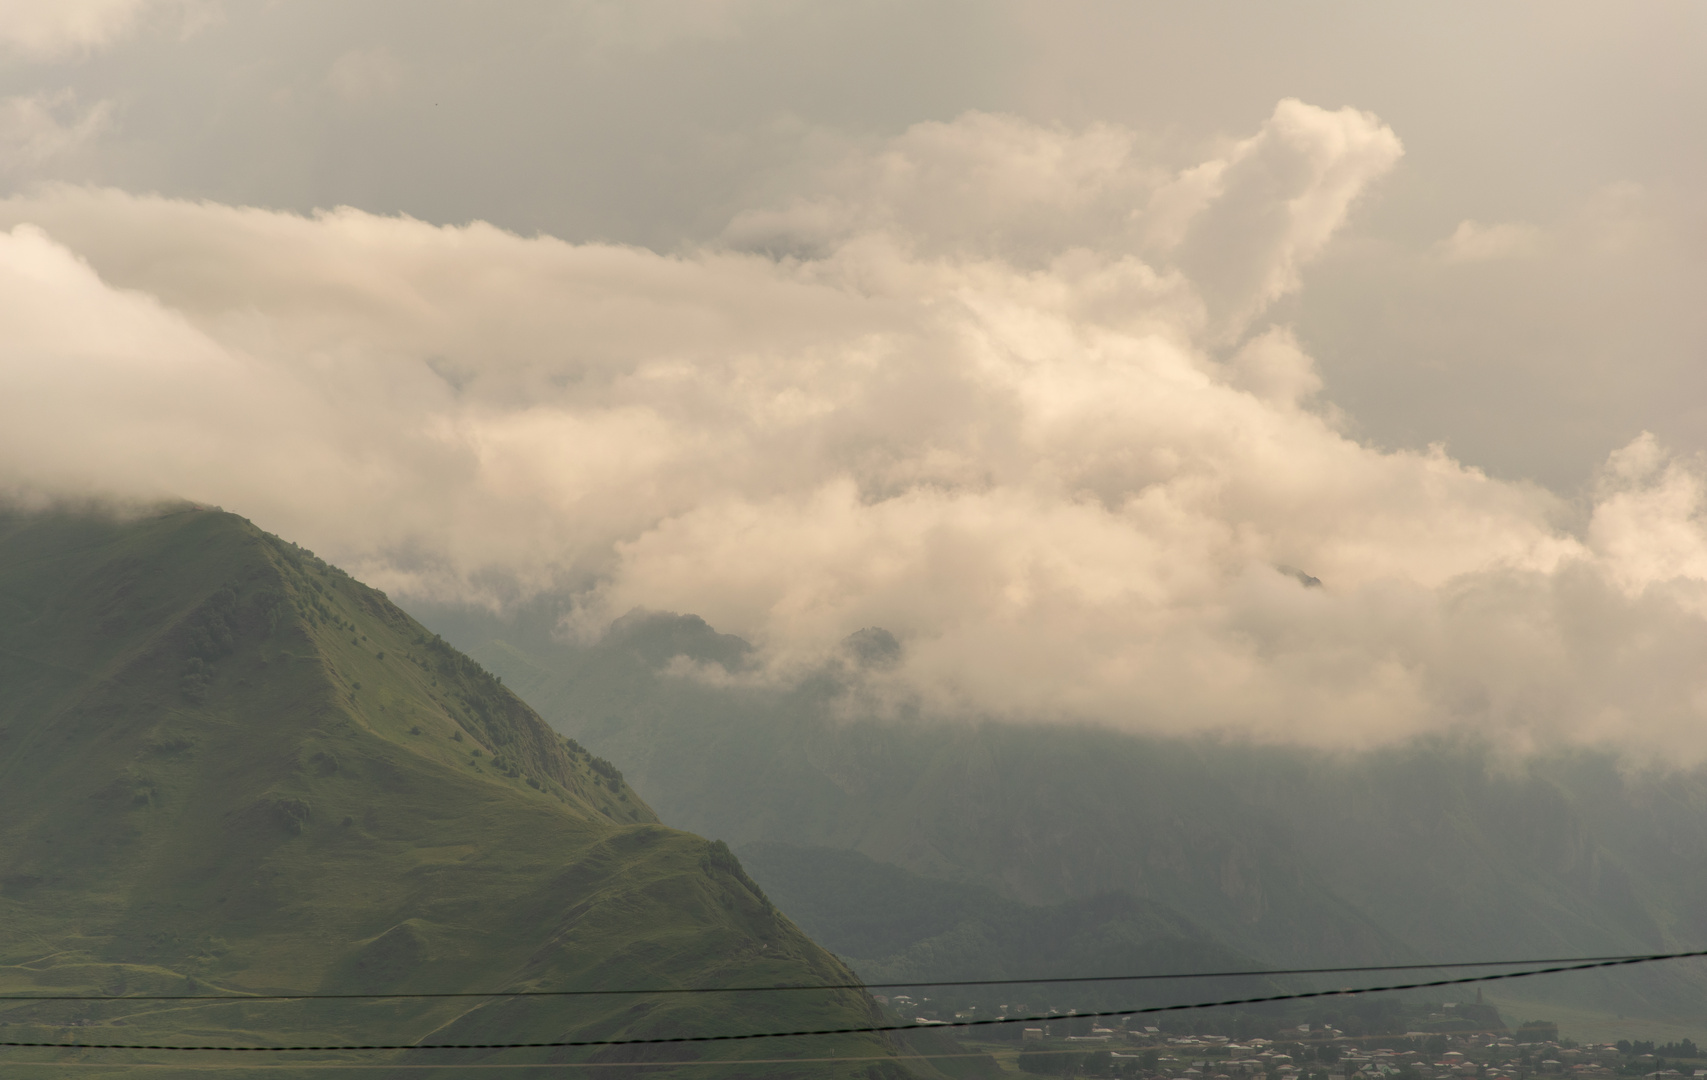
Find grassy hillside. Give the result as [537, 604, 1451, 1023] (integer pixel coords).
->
[433, 607, 1707, 1031]
[0, 507, 924, 1078]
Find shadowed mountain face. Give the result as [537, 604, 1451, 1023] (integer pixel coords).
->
[0, 508, 917, 1077]
[432, 607, 1707, 1025]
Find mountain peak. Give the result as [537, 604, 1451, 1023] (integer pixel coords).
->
[0, 505, 905, 1073]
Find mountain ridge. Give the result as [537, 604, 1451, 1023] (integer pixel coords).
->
[0, 506, 920, 1077]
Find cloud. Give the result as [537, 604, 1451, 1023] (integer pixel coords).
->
[0, 91, 111, 171]
[1163, 99, 1403, 337]
[5, 103, 1707, 756]
[0, 0, 198, 59]
[726, 100, 1401, 340]
[722, 110, 1162, 262]
[1438, 219, 1545, 263]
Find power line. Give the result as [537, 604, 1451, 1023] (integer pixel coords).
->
[3, 947, 1703, 1055]
[0, 1031, 1532, 1071]
[0, 950, 1686, 1003]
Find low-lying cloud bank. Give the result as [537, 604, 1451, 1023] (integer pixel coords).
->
[3, 100, 1706, 753]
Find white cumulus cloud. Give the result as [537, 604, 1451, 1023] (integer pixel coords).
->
[4, 103, 1707, 756]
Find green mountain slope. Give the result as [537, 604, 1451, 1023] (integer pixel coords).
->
[0, 508, 921, 1078]
[435, 607, 1707, 1027]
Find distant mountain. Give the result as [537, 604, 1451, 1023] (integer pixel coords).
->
[0, 509, 925, 1077]
[433, 607, 1707, 1027]
[735, 842, 1278, 1018]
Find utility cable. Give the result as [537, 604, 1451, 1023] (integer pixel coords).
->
[2, 947, 1703, 1054]
[0, 1030, 1531, 1071]
[0, 950, 1690, 1003]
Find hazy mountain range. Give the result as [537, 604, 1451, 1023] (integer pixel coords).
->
[423, 604, 1707, 1029]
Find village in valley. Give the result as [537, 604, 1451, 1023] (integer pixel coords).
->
[874, 993, 1706, 1080]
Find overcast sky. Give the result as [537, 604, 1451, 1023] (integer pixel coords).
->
[4, 1, 1707, 753]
